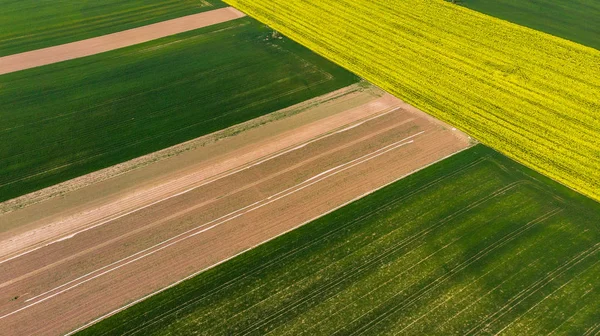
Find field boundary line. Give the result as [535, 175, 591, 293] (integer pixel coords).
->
[0, 101, 400, 265]
[1, 133, 423, 322]
[236, 181, 527, 335]
[0, 7, 246, 75]
[116, 152, 488, 336]
[63, 143, 476, 335]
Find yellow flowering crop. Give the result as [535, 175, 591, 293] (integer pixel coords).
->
[224, 0, 600, 201]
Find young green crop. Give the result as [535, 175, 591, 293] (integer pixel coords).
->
[223, 0, 600, 202]
[76, 145, 600, 335]
[0, 0, 228, 56]
[0, 18, 358, 202]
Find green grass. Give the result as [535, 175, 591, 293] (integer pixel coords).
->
[459, 0, 600, 50]
[0, 17, 358, 202]
[0, 0, 229, 56]
[76, 144, 600, 335]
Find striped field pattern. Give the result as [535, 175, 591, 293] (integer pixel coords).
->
[77, 145, 600, 335]
[0, 0, 227, 56]
[223, 0, 600, 202]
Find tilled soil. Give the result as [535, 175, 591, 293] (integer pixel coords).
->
[0, 7, 246, 75]
[0, 93, 470, 336]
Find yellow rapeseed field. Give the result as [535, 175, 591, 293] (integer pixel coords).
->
[224, 0, 600, 201]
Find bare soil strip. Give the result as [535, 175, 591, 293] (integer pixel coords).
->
[0, 87, 471, 336]
[0, 84, 368, 216]
[0, 84, 384, 260]
[0, 7, 245, 75]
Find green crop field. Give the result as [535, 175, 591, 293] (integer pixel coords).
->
[0, 0, 228, 56]
[0, 17, 358, 202]
[76, 145, 600, 335]
[460, 0, 600, 50]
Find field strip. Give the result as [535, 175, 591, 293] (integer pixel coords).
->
[0, 83, 372, 216]
[0, 133, 423, 321]
[3, 135, 419, 318]
[222, 0, 600, 202]
[236, 183, 532, 335]
[61, 142, 476, 336]
[105, 156, 488, 336]
[0, 105, 402, 265]
[0, 7, 245, 75]
[0, 114, 415, 290]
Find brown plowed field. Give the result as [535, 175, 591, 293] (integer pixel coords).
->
[0, 88, 470, 335]
[0, 7, 245, 75]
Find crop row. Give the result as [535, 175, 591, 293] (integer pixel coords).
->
[0, 0, 227, 56]
[0, 18, 358, 202]
[224, 0, 600, 202]
[77, 145, 600, 335]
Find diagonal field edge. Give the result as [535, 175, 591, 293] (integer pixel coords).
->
[221, 0, 600, 203]
[0, 7, 246, 75]
[64, 145, 476, 336]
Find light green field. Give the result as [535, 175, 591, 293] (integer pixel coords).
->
[0, 0, 228, 56]
[0, 18, 358, 202]
[77, 145, 600, 335]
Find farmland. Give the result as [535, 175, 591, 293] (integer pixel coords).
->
[223, 0, 600, 202]
[0, 0, 228, 56]
[460, 0, 600, 50]
[75, 144, 600, 335]
[0, 17, 358, 202]
[0, 89, 471, 335]
[2, 0, 599, 334]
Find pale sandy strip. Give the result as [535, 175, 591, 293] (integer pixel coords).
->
[0, 105, 397, 265]
[0, 7, 246, 75]
[0, 133, 424, 320]
[60, 144, 474, 336]
[20, 128, 413, 303]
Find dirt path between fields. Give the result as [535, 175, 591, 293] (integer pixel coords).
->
[0, 85, 472, 336]
[0, 84, 380, 259]
[0, 7, 245, 75]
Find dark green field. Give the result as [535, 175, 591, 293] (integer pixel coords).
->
[0, 0, 228, 56]
[0, 17, 358, 202]
[77, 145, 600, 335]
[460, 0, 600, 50]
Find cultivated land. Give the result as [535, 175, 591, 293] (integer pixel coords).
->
[0, 84, 390, 259]
[0, 7, 246, 75]
[461, 0, 600, 50]
[0, 0, 228, 56]
[75, 145, 600, 336]
[0, 88, 470, 335]
[224, 0, 600, 202]
[0, 17, 358, 202]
